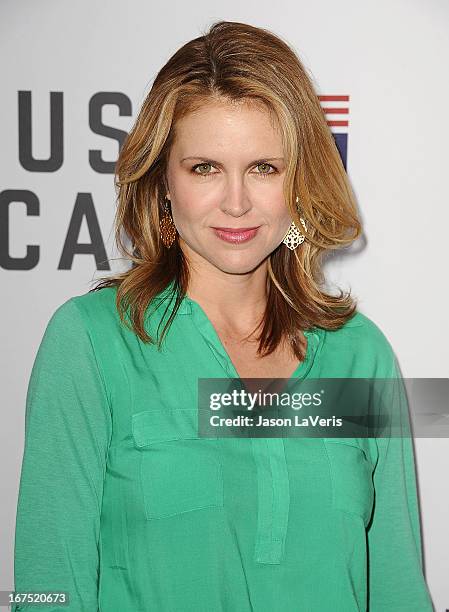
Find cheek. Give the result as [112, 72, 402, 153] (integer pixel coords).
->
[263, 197, 291, 226]
[266, 201, 294, 243]
[171, 199, 210, 232]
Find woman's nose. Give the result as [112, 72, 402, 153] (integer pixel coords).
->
[219, 181, 252, 217]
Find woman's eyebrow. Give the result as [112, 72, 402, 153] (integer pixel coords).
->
[180, 156, 285, 166]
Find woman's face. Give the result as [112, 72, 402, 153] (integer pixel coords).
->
[165, 99, 292, 275]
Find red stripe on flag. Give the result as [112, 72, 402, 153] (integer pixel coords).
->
[319, 95, 350, 102]
[327, 120, 349, 127]
[323, 108, 349, 114]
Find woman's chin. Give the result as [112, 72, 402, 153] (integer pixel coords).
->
[206, 252, 269, 275]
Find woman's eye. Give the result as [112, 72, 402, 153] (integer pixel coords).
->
[192, 163, 214, 175]
[255, 163, 276, 176]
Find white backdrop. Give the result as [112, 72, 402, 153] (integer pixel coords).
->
[1, 0, 448, 609]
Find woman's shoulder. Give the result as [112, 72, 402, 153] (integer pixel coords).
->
[29, 287, 122, 382]
[333, 310, 393, 343]
[48, 286, 121, 336]
[70, 285, 119, 317]
[323, 310, 397, 376]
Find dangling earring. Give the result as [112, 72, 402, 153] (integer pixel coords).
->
[282, 196, 307, 251]
[159, 197, 177, 248]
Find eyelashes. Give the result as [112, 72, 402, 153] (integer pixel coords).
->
[190, 162, 278, 179]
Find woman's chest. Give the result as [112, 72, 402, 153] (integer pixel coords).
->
[217, 332, 306, 381]
[105, 399, 378, 564]
[104, 324, 378, 541]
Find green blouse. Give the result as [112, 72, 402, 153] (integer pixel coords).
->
[12, 283, 434, 611]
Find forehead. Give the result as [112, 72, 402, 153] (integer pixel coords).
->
[171, 99, 282, 153]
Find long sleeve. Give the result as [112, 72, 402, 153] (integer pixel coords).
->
[367, 357, 434, 611]
[12, 298, 112, 611]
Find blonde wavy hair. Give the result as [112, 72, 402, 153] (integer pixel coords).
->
[92, 20, 362, 362]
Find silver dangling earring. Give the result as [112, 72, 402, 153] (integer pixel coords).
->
[282, 196, 307, 250]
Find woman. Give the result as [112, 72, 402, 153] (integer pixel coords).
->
[13, 20, 433, 612]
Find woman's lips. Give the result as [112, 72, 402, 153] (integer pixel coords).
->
[211, 226, 260, 244]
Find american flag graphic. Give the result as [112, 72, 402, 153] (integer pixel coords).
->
[319, 94, 349, 169]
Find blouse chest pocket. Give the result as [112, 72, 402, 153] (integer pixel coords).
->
[132, 409, 224, 520]
[323, 439, 375, 527]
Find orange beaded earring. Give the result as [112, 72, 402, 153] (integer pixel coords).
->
[159, 197, 177, 248]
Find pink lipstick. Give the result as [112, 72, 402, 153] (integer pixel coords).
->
[212, 226, 260, 244]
